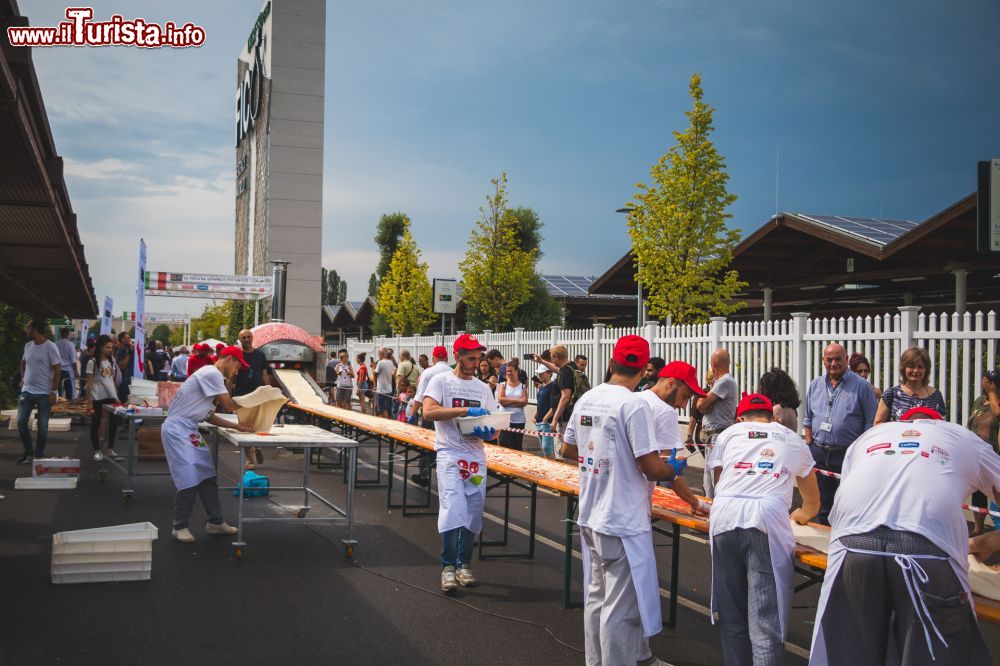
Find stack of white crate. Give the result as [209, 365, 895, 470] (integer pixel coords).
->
[51, 523, 158, 584]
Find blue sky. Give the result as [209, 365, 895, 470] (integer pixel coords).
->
[26, 0, 1000, 315]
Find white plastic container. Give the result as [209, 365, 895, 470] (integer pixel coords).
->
[50, 523, 158, 584]
[16, 477, 77, 490]
[32, 458, 81, 478]
[52, 559, 152, 575]
[456, 411, 511, 436]
[128, 378, 158, 397]
[31, 418, 71, 432]
[53, 522, 158, 545]
[52, 570, 151, 584]
[52, 548, 152, 565]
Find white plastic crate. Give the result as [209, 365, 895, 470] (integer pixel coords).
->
[30, 418, 71, 432]
[53, 522, 158, 545]
[16, 477, 77, 490]
[52, 559, 152, 575]
[455, 411, 511, 436]
[52, 570, 151, 585]
[52, 549, 152, 565]
[33, 458, 80, 478]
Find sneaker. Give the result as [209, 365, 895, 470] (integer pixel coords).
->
[172, 528, 196, 543]
[441, 565, 458, 592]
[107, 450, 123, 461]
[410, 474, 430, 487]
[16, 453, 33, 465]
[456, 566, 476, 587]
[204, 521, 238, 535]
[93, 451, 104, 462]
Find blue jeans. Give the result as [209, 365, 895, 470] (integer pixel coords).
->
[17, 391, 52, 456]
[441, 527, 475, 569]
[536, 421, 554, 456]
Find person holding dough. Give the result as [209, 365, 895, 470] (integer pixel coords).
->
[162, 346, 254, 543]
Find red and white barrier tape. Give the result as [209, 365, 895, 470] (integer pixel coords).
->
[503, 425, 564, 439]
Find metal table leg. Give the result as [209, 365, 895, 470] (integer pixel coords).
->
[233, 445, 247, 558]
[562, 494, 582, 609]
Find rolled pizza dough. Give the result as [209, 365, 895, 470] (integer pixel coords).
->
[232, 386, 288, 433]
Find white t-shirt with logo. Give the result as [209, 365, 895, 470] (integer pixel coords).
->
[424, 372, 499, 454]
[564, 383, 663, 537]
[707, 421, 815, 535]
[638, 389, 682, 452]
[334, 361, 353, 389]
[830, 419, 1000, 567]
[413, 361, 451, 403]
[164, 365, 228, 428]
[86, 358, 119, 402]
[375, 359, 395, 395]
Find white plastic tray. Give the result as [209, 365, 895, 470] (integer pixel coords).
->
[16, 477, 77, 490]
[52, 570, 151, 584]
[53, 522, 158, 545]
[53, 549, 152, 565]
[53, 540, 154, 555]
[456, 411, 511, 436]
[52, 560, 152, 575]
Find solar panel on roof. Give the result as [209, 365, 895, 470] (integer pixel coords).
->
[797, 214, 921, 247]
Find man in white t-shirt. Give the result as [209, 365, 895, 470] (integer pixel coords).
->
[55, 327, 78, 399]
[707, 393, 819, 665]
[374, 348, 396, 419]
[410, 345, 451, 487]
[562, 335, 707, 666]
[17, 319, 62, 463]
[161, 346, 255, 543]
[810, 407, 1000, 665]
[422, 334, 499, 592]
[639, 361, 707, 457]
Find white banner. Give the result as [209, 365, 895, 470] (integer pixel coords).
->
[143, 271, 271, 300]
[134, 239, 147, 377]
[100, 296, 113, 335]
[78, 320, 90, 350]
[122, 311, 191, 325]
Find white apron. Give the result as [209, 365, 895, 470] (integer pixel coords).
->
[710, 494, 796, 640]
[161, 417, 216, 491]
[808, 537, 972, 665]
[580, 528, 662, 638]
[435, 449, 488, 534]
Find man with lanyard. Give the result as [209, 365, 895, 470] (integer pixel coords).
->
[422, 335, 499, 593]
[809, 406, 1000, 665]
[695, 348, 738, 499]
[708, 393, 820, 666]
[232, 329, 272, 466]
[162, 346, 255, 543]
[561, 335, 707, 666]
[410, 345, 451, 487]
[802, 342, 878, 524]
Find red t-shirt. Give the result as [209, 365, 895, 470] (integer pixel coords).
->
[186, 355, 212, 377]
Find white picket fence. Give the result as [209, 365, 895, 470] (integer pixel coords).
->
[332, 306, 1000, 427]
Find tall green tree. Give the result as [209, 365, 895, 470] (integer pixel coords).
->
[149, 324, 172, 345]
[371, 212, 410, 334]
[376, 226, 435, 335]
[0, 305, 30, 408]
[321, 267, 347, 306]
[459, 173, 536, 331]
[507, 206, 562, 329]
[625, 74, 746, 324]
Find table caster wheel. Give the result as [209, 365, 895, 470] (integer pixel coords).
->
[297, 508, 308, 518]
[234, 547, 243, 560]
[345, 544, 354, 558]
[98, 470, 107, 482]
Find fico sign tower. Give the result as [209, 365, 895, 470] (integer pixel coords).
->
[234, 0, 325, 334]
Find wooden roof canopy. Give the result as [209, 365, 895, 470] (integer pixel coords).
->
[590, 193, 998, 316]
[0, 0, 97, 317]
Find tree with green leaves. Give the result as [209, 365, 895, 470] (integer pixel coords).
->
[189, 302, 230, 343]
[625, 74, 746, 324]
[371, 212, 410, 335]
[376, 225, 435, 335]
[149, 324, 172, 345]
[0, 304, 30, 408]
[459, 173, 536, 331]
[507, 206, 562, 329]
[321, 267, 347, 306]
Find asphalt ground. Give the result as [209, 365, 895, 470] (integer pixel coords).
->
[1, 415, 998, 665]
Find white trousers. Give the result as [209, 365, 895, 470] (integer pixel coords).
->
[581, 526, 645, 666]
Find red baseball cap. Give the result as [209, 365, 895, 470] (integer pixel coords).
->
[453, 334, 486, 355]
[901, 406, 942, 421]
[218, 345, 250, 369]
[192, 343, 202, 351]
[612, 335, 650, 369]
[736, 393, 774, 417]
[432, 345, 448, 359]
[215, 342, 226, 351]
[659, 361, 707, 397]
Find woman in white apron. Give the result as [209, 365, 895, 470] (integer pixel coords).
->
[161, 348, 254, 543]
[707, 394, 819, 666]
